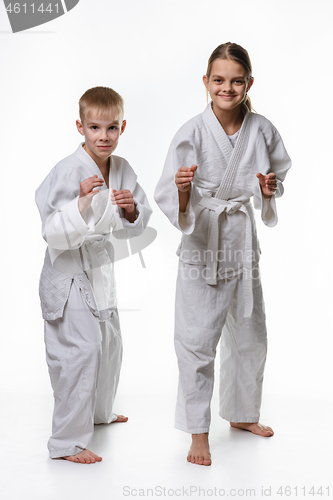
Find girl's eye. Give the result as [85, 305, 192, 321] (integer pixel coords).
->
[214, 79, 222, 83]
[234, 80, 244, 85]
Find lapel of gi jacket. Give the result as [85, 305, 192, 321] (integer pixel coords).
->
[202, 103, 251, 200]
[75, 143, 109, 190]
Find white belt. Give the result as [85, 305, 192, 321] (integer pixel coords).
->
[80, 234, 117, 317]
[198, 197, 253, 318]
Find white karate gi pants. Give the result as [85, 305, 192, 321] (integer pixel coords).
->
[174, 263, 267, 434]
[44, 280, 122, 458]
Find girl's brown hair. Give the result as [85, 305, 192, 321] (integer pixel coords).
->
[206, 42, 253, 111]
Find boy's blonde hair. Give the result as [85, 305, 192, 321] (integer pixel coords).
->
[206, 42, 253, 111]
[79, 86, 124, 123]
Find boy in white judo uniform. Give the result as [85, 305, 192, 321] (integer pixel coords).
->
[36, 86, 152, 464]
[155, 43, 291, 466]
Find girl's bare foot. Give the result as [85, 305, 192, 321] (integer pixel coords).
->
[230, 422, 274, 436]
[63, 449, 102, 464]
[113, 414, 128, 423]
[187, 433, 212, 466]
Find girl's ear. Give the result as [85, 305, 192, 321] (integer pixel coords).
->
[203, 75, 209, 90]
[247, 77, 254, 92]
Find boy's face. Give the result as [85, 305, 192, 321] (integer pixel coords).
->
[76, 107, 126, 165]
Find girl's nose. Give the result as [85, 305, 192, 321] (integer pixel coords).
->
[223, 81, 232, 92]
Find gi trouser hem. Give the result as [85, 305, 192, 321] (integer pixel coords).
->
[94, 413, 118, 425]
[175, 422, 210, 434]
[219, 413, 260, 423]
[50, 446, 84, 459]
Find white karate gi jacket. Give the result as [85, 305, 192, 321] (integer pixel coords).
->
[155, 103, 291, 317]
[36, 144, 152, 321]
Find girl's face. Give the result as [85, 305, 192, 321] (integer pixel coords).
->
[203, 58, 253, 115]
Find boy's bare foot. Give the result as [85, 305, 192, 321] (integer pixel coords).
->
[113, 414, 128, 423]
[63, 449, 102, 464]
[60, 415, 127, 463]
[187, 433, 212, 466]
[230, 422, 274, 437]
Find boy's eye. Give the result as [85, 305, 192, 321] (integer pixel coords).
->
[110, 126, 118, 130]
[91, 126, 98, 130]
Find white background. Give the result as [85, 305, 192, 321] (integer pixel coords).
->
[0, 0, 332, 498]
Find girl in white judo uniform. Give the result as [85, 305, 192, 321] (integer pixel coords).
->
[155, 43, 291, 466]
[36, 87, 152, 464]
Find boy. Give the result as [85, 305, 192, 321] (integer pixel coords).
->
[35, 87, 152, 464]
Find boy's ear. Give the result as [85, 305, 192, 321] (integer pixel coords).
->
[120, 120, 127, 135]
[76, 119, 84, 136]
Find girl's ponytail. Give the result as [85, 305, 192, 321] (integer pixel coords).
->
[243, 93, 252, 112]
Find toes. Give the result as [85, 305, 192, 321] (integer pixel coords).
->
[86, 450, 102, 461]
[64, 456, 79, 463]
[63, 450, 102, 464]
[261, 425, 274, 436]
[187, 453, 211, 466]
[115, 415, 128, 423]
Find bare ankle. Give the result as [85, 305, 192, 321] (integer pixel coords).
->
[188, 432, 211, 466]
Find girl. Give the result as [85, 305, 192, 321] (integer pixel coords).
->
[154, 43, 291, 466]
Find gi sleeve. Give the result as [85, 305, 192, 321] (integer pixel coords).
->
[35, 165, 94, 250]
[253, 122, 291, 227]
[154, 130, 202, 235]
[112, 160, 152, 240]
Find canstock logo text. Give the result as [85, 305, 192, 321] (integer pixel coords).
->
[3, 1, 80, 33]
